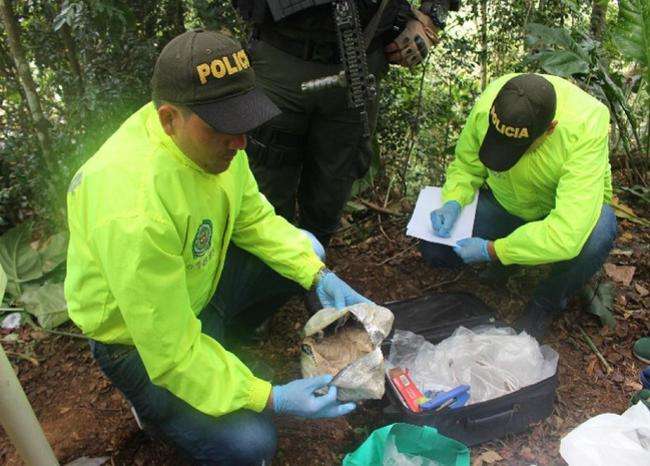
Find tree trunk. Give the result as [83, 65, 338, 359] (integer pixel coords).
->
[590, 0, 607, 41]
[170, 0, 185, 35]
[480, 0, 488, 90]
[160, 0, 186, 50]
[0, 41, 32, 134]
[0, 0, 55, 173]
[59, 23, 84, 92]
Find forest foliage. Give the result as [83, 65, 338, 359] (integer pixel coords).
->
[0, 0, 648, 327]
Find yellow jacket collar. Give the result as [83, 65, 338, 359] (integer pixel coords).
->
[144, 102, 208, 174]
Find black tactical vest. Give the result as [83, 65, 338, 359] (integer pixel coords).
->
[232, 0, 406, 42]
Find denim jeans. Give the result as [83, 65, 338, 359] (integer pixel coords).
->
[91, 232, 324, 465]
[419, 190, 617, 313]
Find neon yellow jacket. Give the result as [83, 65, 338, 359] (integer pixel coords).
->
[442, 73, 613, 265]
[65, 103, 324, 417]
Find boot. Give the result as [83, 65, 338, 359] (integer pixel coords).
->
[478, 263, 520, 287]
[633, 338, 650, 364]
[512, 299, 559, 340]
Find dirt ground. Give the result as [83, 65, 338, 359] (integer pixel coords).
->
[1, 205, 649, 466]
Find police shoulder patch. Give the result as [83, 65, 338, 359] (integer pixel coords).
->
[192, 219, 213, 258]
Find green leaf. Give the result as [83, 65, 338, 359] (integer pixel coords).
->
[526, 23, 590, 62]
[558, 0, 582, 15]
[621, 185, 650, 204]
[39, 232, 68, 274]
[6, 90, 22, 105]
[582, 281, 616, 329]
[350, 138, 380, 198]
[53, 10, 69, 31]
[0, 263, 7, 303]
[527, 23, 578, 52]
[0, 224, 43, 298]
[533, 50, 589, 77]
[526, 23, 565, 47]
[614, 0, 649, 68]
[53, 1, 84, 31]
[612, 198, 650, 226]
[19, 283, 69, 329]
[345, 200, 368, 213]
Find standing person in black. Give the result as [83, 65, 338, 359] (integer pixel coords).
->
[233, 0, 459, 245]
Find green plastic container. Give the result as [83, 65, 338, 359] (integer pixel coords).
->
[343, 423, 470, 466]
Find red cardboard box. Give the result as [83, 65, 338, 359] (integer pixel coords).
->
[387, 367, 424, 413]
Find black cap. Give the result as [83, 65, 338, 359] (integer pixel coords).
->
[151, 29, 280, 134]
[479, 74, 556, 171]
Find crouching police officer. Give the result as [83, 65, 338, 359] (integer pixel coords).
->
[232, 0, 459, 244]
[65, 30, 371, 465]
[421, 73, 617, 339]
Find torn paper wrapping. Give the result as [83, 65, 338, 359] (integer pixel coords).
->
[301, 303, 394, 401]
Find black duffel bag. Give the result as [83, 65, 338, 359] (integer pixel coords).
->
[381, 292, 558, 447]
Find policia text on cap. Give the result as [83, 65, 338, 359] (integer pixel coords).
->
[64, 30, 373, 465]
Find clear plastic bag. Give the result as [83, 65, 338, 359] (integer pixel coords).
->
[560, 402, 650, 465]
[383, 433, 441, 466]
[388, 326, 558, 404]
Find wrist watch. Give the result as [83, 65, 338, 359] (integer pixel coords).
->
[420, 0, 460, 29]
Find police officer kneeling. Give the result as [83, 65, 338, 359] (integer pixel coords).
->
[65, 30, 370, 465]
[421, 73, 617, 339]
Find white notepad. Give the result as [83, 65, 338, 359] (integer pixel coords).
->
[406, 187, 478, 246]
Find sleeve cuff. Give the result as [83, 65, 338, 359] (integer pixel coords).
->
[245, 377, 272, 413]
[493, 238, 513, 265]
[442, 189, 474, 207]
[297, 256, 326, 290]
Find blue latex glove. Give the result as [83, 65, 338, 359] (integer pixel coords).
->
[272, 375, 356, 419]
[316, 271, 373, 309]
[430, 201, 462, 238]
[453, 237, 491, 263]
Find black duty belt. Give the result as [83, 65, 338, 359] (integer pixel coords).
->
[254, 26, 382, 65]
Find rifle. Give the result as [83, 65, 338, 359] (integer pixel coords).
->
[300, 0, 378, 138]
[300, 0, 459, 138]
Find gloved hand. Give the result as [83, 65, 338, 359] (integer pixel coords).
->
[316, 270, 373, 309]
[453, 237, 492, 264]
[384, 7, 440, 67]
[430, 200, 461, 237]
[272, 375, 356, 419]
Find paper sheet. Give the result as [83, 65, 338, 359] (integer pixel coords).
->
[406, 187, 478, 246]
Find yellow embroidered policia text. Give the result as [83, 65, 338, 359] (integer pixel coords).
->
[490, 105, 529, 139]
[196, 50, 250, 84]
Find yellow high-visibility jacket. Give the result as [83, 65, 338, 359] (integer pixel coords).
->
[65, 103, 324, 417]
[442, 73, 613, 265]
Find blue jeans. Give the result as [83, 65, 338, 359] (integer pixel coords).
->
[91, 232, 324, 465]
[419, 190, 617, 313]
